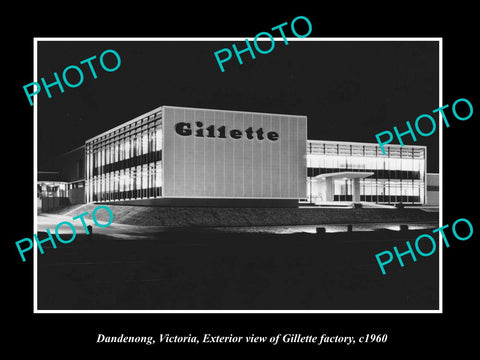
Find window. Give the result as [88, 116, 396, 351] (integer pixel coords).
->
[114, 170, 119, 199]
[156, 126, 162, 151]
[114, 141, 119, 162]
[120, 141, 125, 161]
[142, 164, 148, 197]
[125, 139, 130, 160]
[150, 163, 155, 196]
[142, 132, 148, 155]
[136, 165, 142, 192]
[105, 173, 110, 199]
[156, 161, 162, 188]
[120, 169, 125, 194]
[149, 129, 155, 153]
[136, 135, 141, 157]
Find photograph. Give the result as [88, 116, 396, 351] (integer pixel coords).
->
[8, 8, 477, 356]
[34, 39, 440, 311]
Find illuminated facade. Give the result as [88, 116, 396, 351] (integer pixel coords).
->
[85, 106, 307, 206]
[306, 140, 426, 205]
[85, 109, 162, 203]
[79, 106, 433, 207]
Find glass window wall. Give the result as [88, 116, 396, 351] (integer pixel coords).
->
[85, 110, 163, 203]
[307, 141, 426, 204]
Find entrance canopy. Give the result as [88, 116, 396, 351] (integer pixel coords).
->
[314, 171, 374, 180]
[312, 171, 374, 203]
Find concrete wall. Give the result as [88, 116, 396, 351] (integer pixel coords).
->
[102, 198, 298, 208]
[162, 106, 307, 200]
[426, 173, 439, 206]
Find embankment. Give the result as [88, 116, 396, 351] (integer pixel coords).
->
[56, 204, 438, 227]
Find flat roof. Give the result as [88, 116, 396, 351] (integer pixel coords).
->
[314, 171, 374, 180]
[308, 139, 427, 150]
[84, 106, 426, 153]
[163, 105, 307, 118]
[60, 144, 85, 156]
[85, 106, 163, 143]
[86, 105, 308, 143]
[38, 171, 62, 182]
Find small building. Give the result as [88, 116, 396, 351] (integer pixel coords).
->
[37, 171, 68, 198]
[56, 145, 85, 205]
[37, 146, 85, 212]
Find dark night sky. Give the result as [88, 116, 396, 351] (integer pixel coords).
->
[37, 40, 439, 172]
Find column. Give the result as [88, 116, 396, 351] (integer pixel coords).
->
[325, 177, 334, 201]
[353, 178, 361, 202]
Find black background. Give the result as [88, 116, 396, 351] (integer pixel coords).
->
[6, 5, 478, 356]
[36, 40, 439, 173]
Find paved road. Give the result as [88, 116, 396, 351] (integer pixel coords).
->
[210, 221, 439, 234]
[37, 212, 439, 239]
[37, 213, 170, 240]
